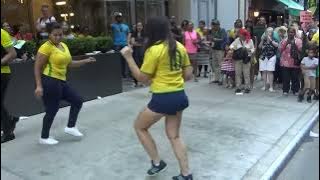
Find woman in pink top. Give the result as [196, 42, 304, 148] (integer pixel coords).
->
[280, 27, 303, 96]
[183, 22, 201, 82]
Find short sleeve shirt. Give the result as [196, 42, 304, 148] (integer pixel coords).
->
[38, 41, 72, 81]
[1, 29, 13, 74]
[301, 57, 319, 77]
[111, 23, 130, 46]
[141, 41, 191, 93]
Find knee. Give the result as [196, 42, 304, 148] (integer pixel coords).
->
[166, 133, 180, 141]
[134, 121, 149, 133]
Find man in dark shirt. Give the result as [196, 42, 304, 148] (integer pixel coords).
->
[208, 20, 228, 85]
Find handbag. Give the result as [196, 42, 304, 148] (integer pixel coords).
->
[232, 40, 248, 61]
[290, 40, 301, 66]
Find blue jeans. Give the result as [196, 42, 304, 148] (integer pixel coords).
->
[114, 45, 129, 78]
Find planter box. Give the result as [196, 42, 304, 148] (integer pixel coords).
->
[4, 53, 122, 116]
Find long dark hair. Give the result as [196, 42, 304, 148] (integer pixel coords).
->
[145, 16, 178, 70]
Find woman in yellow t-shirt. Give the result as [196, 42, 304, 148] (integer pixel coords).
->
[34, 22, 95, 145]
[1, 28, 18, 143]
[121, 16, 193, 180]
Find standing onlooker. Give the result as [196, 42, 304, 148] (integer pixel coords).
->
[230, 29, 255, 94]
[181, 20, 189, 33]
[229, 19, 243, 43]
[245, 23, 258, 89]
[131, 22, 146, 87]
[183, 22, 200, 82]
[111, 12, 131, 78]
[170, 16, 183, 43]
[280, 27, 303, 96]
[298, 47, 319, 102]
[1, 28, 18, 143]
[35, 4, 56, 41]
[208, 19, 228, 85]
[259, 27, 279, 92]
[61, 21, 75, 40]
[291, 21, 303, 39]
[12, 24, 33, 41]
[221, 50, 235, 88]
[196, 20, 209, 78]
[34, 22, 96, 145]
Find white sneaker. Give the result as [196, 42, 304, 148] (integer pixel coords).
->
[269, 88, 275, 92]
[310, 131, 319, 138]
[39, 137, 59, 145]
[261, 86, 266, 91]
[64, 127, 83, 137]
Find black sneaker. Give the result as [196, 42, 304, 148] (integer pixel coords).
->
[147, 160, 167, 176]
[235, 89, 242, 94]
[10, 116, 19, 133]
[1, 133, 15, 143]
[218, 82, 223, 86]
[298, 94, 304, 102]
[244, 88, 251, 94]
[212, 81, 219, 84]
[314, 95, 319, 100]
[172, 174, 193, 180]
[307, 95, 312, 103]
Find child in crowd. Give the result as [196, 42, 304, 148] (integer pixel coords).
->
[298, 48, 319, 103]
[221, 50, 235, 88]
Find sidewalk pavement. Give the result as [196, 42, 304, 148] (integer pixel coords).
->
[1, 79, 319, 180]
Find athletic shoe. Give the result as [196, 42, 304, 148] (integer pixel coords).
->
[307, 95, 312, 103]
[261, 86, 266, 91]
[39, 137, 59, 145]
[235, 89, 243, 95]
[244, 88, 251, 94]
[147, 160, 167, 176]
[1, 133, 15, 143]
[269, 88, 275, 92]
[283, 92, 289, 96]
[310, 131, 319, 138]
[298, 94, 304, 102]
[218, 82, 223, 86]
[313, 95, 319, 100]
[172, 174, 193, 180]
[64, 127, 83, 137]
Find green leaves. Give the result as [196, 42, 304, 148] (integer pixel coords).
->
[27, 36, 113, 57]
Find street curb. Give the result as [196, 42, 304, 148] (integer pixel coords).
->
[260, 109, 319, 180]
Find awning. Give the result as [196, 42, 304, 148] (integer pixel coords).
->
[277, 0, 304, 10]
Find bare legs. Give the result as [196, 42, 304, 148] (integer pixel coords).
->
[134, 108, 190, 176]
[262, 71, 275, 91]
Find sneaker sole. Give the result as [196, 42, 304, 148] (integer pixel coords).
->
[64, 131, 83, 137]
[146, 165, 168, 177]
[39, 140, 59, 145]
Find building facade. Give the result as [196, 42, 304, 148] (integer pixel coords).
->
[1, 0, 249, 35]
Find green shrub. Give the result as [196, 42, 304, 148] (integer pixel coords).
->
[23, 41, 37, 55]
[28, 36, 113, 57]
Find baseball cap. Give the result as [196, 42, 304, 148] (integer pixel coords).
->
[114, 12, 123, 17]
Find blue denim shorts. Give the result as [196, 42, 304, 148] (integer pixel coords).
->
[148, 90, 189, 115]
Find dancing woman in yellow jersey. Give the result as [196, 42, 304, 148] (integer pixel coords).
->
[121, 16, 193, 180]
[1, 28, 18, 143]
[34, 22, 95, 145]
